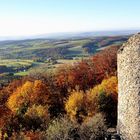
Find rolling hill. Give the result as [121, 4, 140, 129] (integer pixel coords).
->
[0, 35, 129, 87]
[0, 35, 129, 60]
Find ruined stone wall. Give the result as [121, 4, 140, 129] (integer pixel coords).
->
[117, 34, 140, 140]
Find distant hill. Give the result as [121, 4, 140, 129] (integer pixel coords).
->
[0, 29, 139, 41]
[0, 35, 129, 60]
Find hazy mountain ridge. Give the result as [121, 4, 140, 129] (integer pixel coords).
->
[0, 29, 139, 41]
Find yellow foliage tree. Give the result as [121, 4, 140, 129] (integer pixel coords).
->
[89, 76, 118, 101]
[101, 76, 118, 100]
[88, 76, 118, 125]
[7, 80, 49, 113]
[25, 104, 49, 122]
[32, 80, 49, 105]
[7, 81, 33, 113]
[65, 90, 86, 123]
[65, 76, 118, 123]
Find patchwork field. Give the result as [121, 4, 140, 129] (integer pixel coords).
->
[0, 35, 129, 79]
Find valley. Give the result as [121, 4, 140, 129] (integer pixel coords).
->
[0, 35, 129, 87]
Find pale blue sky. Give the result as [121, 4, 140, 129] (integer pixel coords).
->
[0, 0, 140, 36]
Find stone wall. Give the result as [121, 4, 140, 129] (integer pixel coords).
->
[117, 33, 140, 140]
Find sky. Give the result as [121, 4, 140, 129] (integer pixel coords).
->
[0, 0, 140, 37]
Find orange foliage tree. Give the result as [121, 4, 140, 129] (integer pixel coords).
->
[55, 46, 119, 94]
[92, 46, 119, 80]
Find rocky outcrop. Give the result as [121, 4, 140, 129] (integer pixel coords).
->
[117, 33, 140, 140]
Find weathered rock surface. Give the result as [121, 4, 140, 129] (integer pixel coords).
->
[117, 33, 140, 140]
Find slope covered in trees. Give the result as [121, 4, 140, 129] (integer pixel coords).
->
[0, 45, 120, 139]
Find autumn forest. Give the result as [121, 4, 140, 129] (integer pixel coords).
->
[0, 44, 119, 139]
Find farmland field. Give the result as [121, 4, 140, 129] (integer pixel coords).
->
[0, 35, 129, 79]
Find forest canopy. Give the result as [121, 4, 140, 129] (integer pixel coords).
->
[0, 45, 120, 139]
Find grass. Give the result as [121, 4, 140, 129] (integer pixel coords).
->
[55, 59, 79, 67]
[0, 59, 33, 67]
[68, 46, 83, 52]
[14, 71, 30, 76]
[70, 39, 91, 46]
[0, 58, 81, 76]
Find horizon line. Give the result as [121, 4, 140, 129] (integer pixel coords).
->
[0, 28, 140, 41]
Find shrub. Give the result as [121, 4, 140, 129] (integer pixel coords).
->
[98, 92, 117, 126]
[80, 113, 107, 140]
[10, 131, 46, 140]
[10, 132, 27, 140]
[46, 117, 78, 140]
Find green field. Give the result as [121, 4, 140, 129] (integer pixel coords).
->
[0, 59, 33, 67]
[14, 71, 30, 76]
